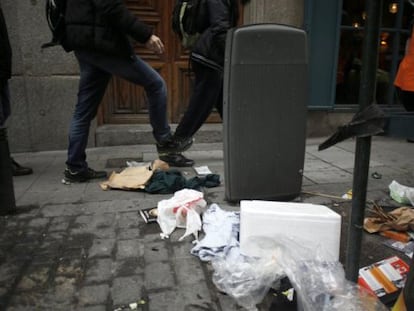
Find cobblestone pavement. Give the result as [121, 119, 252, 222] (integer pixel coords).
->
[0, 137, 413, 310]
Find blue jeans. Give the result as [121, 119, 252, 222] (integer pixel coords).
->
[66, 50, 171, 171]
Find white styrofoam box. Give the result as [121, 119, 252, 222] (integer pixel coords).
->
[240, 200, 342, 261]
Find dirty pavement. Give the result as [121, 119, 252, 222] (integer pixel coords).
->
[0, 136, 413, 310]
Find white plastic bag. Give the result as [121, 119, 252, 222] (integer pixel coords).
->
[156, 189, 207, 241]
[389, 180, 414, 206]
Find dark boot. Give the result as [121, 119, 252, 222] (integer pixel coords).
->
[156, 134, 193, 154]
[159, 153, 195, 167]
[11, 158, 33, 176]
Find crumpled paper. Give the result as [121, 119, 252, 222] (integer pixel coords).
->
[100, 159, 169, 190]
[364, 206, 414, 233]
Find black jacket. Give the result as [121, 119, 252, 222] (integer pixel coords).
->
[191, 0, 239, 71]
[64, 0, 153, 58]
[0, 6, 12, 81]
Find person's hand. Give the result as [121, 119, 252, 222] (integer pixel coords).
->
[145, 35, 165, 54]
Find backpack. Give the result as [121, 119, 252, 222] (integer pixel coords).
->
[172, 0, 205, 49]
[41, 0, 67, 49]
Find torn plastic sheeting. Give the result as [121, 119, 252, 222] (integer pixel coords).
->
[211, 236, 388, 311]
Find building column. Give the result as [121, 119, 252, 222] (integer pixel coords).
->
[243, 0, 304, 27]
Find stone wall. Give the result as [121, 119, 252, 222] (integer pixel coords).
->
[2, 0, 87, 152]
[3, 0, 306, 152]
[243, 0, 304, 27]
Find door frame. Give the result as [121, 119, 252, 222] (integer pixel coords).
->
[304, 0, 343, 110]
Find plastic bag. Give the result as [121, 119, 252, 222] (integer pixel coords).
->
[389, 180, 414, 206]
[156, 189, 206, 241]
[212, 247, 283, 311]
[211, 235, 388, 311]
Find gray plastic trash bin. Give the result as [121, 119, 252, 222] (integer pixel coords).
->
[223, 24, 308, 201]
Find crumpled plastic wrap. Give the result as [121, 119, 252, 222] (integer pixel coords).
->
[389, 180, 414, 206]
[211, 236, 388, 311]
[156, 189, 206, 241]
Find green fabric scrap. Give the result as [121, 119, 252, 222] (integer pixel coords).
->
[145, 170, 220, 194]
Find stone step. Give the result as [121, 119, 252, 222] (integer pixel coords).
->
[95, 123, 223, 147]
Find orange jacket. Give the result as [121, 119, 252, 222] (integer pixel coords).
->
[395, 30, 414, 91]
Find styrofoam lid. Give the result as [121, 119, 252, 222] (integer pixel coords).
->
[240, 200, 341, 219]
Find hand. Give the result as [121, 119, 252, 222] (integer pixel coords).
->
[145, 35, 165, 54]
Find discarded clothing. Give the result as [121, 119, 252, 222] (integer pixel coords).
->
[100, 159, 220, 193]
[145, 170, 220, 194]
[191, 204, 240, 261]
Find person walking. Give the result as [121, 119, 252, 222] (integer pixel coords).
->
[0, 4, 33, 176]
[394, 19, 414, 143]
[61, 0, 193, 184]
[162, 0, 250, 166]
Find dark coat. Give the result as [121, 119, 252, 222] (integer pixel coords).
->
[64, 0, 153, 58]
[0, 6, 12, 81]
[191, 0, 239, 71]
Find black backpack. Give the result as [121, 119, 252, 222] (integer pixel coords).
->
[41, 0, 67, 49]
[172, 0, 205, 49]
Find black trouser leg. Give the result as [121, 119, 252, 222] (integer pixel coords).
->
[175, 62, 223, 138]
[398, 89, 414, 112]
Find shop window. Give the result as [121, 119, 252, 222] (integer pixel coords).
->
[336, 0, 413, 106]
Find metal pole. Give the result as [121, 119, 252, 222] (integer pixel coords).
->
[0, 127, 16, 215]
[345, 0, 382, 282]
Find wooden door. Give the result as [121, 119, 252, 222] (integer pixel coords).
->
[98, 0, 243, 125]
[99, 0, 216, 125]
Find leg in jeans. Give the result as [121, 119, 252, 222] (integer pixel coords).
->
[67, 50, 172, 171]
[66, 52, 111, 171]
[215, 84, 224, 119]
[73, 50, 171, 143]
[175, 61, 223, 139]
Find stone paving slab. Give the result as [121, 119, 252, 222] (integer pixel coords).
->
[0, 137, 413, 310]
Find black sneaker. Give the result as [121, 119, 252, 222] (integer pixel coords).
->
[156, 135, 193, 154]
[159, 153, 195, 167]
[11, 158, 33, 176]
[62, 167, 107, 184]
